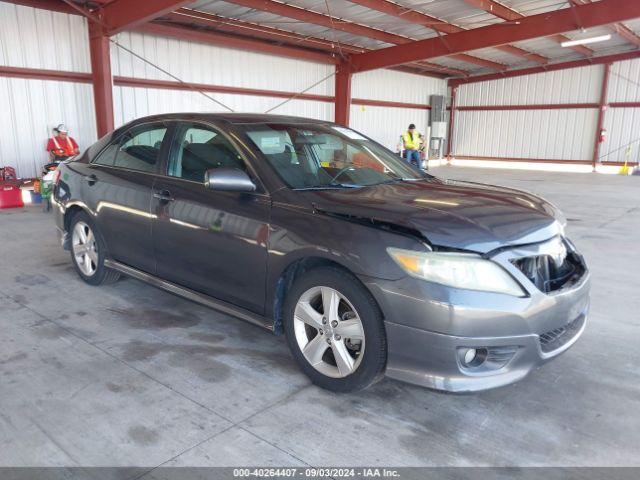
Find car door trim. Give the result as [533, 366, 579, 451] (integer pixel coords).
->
[104, 258, 274, 332]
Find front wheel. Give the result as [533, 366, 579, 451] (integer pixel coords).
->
[283, 267, 387, 392]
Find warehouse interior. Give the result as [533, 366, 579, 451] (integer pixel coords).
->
[1, 0, 640, 475]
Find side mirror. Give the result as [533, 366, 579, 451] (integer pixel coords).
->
[204, 168, 257, 192]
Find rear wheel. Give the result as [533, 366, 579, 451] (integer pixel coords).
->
[69, 211, 120, 285]
[283, 267, 386, 392]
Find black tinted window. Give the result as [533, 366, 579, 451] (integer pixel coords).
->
[94, 124, 167, 172]
[168, 124, 246, 182]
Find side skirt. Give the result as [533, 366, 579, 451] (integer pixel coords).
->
[104, 259, 274, 332]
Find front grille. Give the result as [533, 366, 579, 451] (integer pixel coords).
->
[511, 239, 586, 294]
[539, 314, 585, 353]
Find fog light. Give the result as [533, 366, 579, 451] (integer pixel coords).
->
[463, 348, 477, 365]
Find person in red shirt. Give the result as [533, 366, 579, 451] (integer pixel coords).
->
[46, 124, 79, 161]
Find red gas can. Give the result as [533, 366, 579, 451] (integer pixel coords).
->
[0, 183, 24, 209]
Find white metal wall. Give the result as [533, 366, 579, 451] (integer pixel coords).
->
[601, 58, 640, 164]
[0, 2, 94, 178]
[453, 65, 604, 162]
[351, 69, 447, 151]
[456, 65, 603, 106]
[113, 87, 333, 126]
[110, 31, 335, 97]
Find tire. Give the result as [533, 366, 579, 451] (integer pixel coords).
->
[283, 266, 387, 392]
[69, 211, 120, 286]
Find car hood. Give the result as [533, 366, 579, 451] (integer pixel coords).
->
[296, 178, 564, 253]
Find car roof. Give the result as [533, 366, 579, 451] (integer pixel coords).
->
[129, 112, 336, 126]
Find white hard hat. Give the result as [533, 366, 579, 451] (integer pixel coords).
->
[55, 123, 68, 133]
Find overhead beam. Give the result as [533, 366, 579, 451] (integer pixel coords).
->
[463, 0, 594, 57]
[349, 0, 548, 64]
[448, 50, 640, 87]
[101, 0, 194, 35]
[223, 0, 506, 70]
[350, 0, 640, 72]
[569, 0, 640, 47]
[136, 23, 338, 65]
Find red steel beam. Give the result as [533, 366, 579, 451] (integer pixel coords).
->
[350, 0, 640, 73]
[570, 0, 640, 47]
[100, 0, 194, 35]
[463, 0, 594, 57]
[592, 63, 611, 169]
[0, 65, 92, 83]
[334, 62, 352, 126]
[5, 0, 75, 14]
[113, 75, 334, 102]
[448, 50, 640, 86]
[136, 23, 338, 65]
[349, 0, 548, 64]
[88, 22, 114, 137]
[223, 0, 506, 71]
[457, 103, 598, 111]
[0, 65, 430, 110]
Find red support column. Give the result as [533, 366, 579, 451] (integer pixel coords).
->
[88, 22, 114, 138]
[334, 62, 352, 126]
[592, 62, 611, 171]
[446, 86, 457, 162]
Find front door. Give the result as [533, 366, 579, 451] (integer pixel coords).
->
[152, 121, 270, 314]
[83, 121, 170, 274]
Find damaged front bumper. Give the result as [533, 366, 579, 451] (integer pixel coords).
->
[362, 237, 591, 392]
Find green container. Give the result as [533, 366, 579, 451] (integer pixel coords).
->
[40, 181, 53, 200]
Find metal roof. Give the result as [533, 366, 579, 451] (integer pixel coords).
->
[77, 0, 640, 79]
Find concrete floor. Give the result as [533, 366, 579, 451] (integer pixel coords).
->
[1, 166, 639, 472]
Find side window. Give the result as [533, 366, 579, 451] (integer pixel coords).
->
[94, 124, 167, 172]
[169, 124, 246, 182]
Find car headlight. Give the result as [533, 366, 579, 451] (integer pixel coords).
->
[387, 248, 526, 297]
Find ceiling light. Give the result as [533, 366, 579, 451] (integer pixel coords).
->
[561, 34, 612, 47]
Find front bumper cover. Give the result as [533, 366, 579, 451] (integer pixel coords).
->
[362, 236, 591, 392]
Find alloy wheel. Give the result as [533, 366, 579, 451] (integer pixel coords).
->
[72, 221, 98, 277]
[293, 286, 365, 378]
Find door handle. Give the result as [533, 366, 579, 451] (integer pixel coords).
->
[84, 174, 98, 185]
[153, 190, 174, 203]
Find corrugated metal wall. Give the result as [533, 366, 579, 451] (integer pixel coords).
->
[601, 58, 640, 164]
[0, 2, 95, 177]
[456, 65, 603, 106]
[110, 30, 337, 126]
[110, 31, 335, 96]
[113, 87, 333, 126]
[351, 69, 447, 151]
[454, 65, 604, 162]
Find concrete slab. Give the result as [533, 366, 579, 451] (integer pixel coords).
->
[1, 166, 639, 468]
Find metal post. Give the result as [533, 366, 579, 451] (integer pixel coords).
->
[88, 22, 114, 138]
[334, 62, 352, 126]
[446, 86, 457, 163]
[592, 62, 611, 171]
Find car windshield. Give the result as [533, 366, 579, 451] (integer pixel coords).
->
[241, 123, 427, 190]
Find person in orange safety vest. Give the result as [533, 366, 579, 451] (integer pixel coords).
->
[46, 123, 79, 161]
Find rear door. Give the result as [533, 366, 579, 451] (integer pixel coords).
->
[152, 121, 270, 314]
[83, 121, 171, 274]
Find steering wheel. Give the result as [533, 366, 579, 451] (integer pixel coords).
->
[328, 166, 356, 184]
